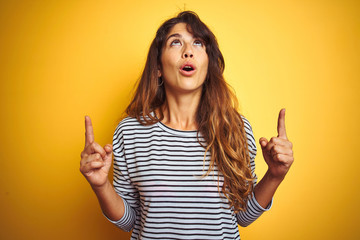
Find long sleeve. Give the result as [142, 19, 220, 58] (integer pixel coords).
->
[106, 122, 140, 232]
[236, 117, 273, 227]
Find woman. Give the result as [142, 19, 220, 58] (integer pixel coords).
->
[80, 11, 294, 240]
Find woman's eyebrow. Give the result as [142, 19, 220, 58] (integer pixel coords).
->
[166, 33, 182, 42]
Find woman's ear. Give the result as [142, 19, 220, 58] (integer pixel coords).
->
[158, 69, 162, 77]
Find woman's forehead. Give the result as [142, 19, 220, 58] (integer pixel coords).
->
[166, 23, 192, 37]
[164, 23, 206, 44]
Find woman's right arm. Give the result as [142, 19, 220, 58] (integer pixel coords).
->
[79, 116, 125, 221]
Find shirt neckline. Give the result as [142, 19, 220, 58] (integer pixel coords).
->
[156, 121, 198, 137]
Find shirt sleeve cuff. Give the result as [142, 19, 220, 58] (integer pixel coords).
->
[236, 192, 273, 227]
[103, 198, 135, 232]
[251, 192, 273, 211]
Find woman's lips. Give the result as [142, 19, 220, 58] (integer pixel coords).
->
[179, 63, 196, 76]
[179, 68, 196, 76]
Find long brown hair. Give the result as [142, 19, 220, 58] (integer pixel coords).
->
[126, 11, 254, 213]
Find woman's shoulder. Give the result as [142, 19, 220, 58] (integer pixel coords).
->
[113, 116, 145, 145]
[240, 115, 257, 154]
[240, 115, 254, 133]
[114, 114, 158, 135]
[115, 116, 144, 132]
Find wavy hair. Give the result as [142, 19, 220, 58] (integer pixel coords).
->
[126, 11, 254, 213]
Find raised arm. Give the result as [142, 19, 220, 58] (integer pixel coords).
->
[254, 109, 294, 208]
[80, 116, 125, 221]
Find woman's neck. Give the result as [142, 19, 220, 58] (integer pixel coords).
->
[160, 90, 201, 131]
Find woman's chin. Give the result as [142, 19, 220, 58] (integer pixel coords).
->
[166, 83, 204, 95]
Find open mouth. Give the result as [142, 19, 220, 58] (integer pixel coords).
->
[180, 63, 196, 76]
[182, 65, 194, 72]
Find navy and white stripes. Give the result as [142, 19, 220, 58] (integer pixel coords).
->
[107, 116, 272, 239]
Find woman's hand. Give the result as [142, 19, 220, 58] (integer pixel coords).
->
[80, 116, 113, 189]
[259, 109, 294, 182]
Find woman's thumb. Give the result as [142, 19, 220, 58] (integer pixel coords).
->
[259, 137, 268, 148]
[104, 144, 113, 153]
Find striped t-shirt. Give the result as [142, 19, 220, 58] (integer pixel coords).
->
[107, 116, 272, 239]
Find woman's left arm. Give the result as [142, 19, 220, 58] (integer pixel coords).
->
[253, 108, 294, 208]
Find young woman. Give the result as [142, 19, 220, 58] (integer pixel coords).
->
[80, 11, 294, 240]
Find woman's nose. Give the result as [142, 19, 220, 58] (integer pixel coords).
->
[182, 44, 194, 58]
[183, 52, 193, 58]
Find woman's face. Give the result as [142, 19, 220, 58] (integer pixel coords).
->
[160, 23, 209, 95]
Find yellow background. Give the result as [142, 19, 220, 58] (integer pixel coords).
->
[1, 0, 359, 239]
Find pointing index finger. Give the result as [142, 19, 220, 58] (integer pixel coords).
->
[277, 108, 287, 139]
[85, 116, 95, 146]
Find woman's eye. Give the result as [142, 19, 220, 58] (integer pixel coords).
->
[194, 40, 203, 46]
[170, 40, 181, 46]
